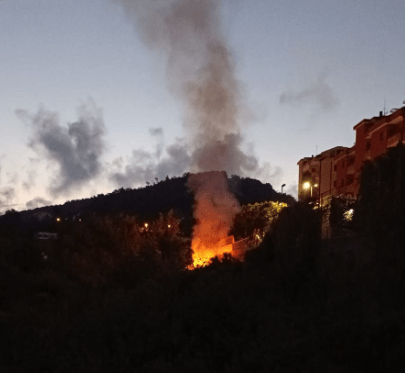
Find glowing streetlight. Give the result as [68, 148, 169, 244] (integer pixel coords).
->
[302, 181, 318, 197]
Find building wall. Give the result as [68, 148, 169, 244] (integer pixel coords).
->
[298, 107, 405, 201]
[319, 156, 334, 206]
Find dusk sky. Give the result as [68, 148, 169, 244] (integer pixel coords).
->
[1, 0, 404, 214]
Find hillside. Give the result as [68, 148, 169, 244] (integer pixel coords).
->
[0, 173, 295, 238]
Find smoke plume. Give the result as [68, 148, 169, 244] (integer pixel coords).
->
[111, 0, 271, 264]
[17, 102, 106, 197]
[111, 0, 256, 176]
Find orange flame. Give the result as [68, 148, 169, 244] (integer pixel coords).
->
[191, 236, 234, 267]
[188, 171, 240, 268]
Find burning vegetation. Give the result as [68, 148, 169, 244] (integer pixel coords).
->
[186, 171, 282, 267]
[187, 171, 240, 267]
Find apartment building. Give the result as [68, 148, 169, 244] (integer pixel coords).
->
[298, 107, 405, 204]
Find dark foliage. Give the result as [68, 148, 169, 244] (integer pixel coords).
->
[2, 166, 405, 372]
[231, 201, 287, 240]
[1, 225, 405, 372]
[0, 174, 294, 240]
[356, 143, 405, 282]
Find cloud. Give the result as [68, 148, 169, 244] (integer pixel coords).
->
[0, 154, 6, 183]
[0, 187, 16, 213]
[149, 127, 164, 160]
[252, 161, 283, 187]
[156, 141, 191, 177]
[149, 127, 163, 137]
[285, 183, 298, 199]
[26, 197, 52, 210]
[110, 127, 284, 189]
[0, 187, 15, 201]
[6, 172, 18, 185]
[22, 169, 37, 192]
[110, 128, 190, 188]
[280, 75, 338, 112]
[17, 101, 106, 197]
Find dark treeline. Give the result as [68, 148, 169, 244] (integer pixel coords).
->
[0, 174, 294, 239]
[1, 149, 405, 372]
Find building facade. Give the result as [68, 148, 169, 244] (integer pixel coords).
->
[298, 107, 405, 204]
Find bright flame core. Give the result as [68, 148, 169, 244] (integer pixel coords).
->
[191, 238, 234, 267]
[188, 172, 240, 268]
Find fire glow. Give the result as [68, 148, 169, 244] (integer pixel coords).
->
[191, 235, 234, 267]
[188, 171, 240, 267]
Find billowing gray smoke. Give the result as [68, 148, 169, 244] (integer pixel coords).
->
[111, 0, 257, 175]
[17, 102, 105, 197]
[111, 0, 282, 258]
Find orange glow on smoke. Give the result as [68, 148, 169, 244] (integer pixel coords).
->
[188, 172, 240, 268]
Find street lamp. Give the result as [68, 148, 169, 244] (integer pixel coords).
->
[303, 182, 318, 197]
[303, 181, 311, 196]
[281, 183, 286, 193]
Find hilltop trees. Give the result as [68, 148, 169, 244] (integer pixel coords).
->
[231, 201, 287, 240]
[60, 211, 192, 285]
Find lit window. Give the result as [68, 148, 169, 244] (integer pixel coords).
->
[344, 209, 354, 221]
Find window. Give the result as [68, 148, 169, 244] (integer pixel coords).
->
[388, 126, 397, 138]
[333, 180, 337, 187]
[366, 142, 371, 150]
[334, 165, 337, 171]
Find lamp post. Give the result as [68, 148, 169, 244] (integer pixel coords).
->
[303, 181, 318, 198]
[281, 183, 286, 193]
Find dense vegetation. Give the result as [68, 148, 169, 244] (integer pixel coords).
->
[1, 158, 405, 372]
[0, 174, 294, 239]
